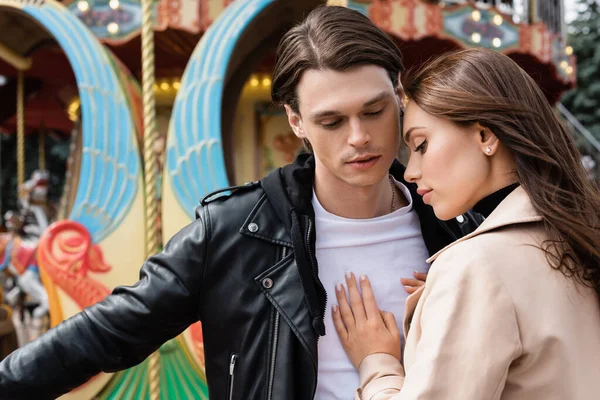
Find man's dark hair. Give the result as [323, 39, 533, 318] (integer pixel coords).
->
[271, 6, 404, 150]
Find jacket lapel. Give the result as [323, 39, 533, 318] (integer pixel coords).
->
[240, 193, 293, 247]
[254, 253, 318, 368]
[240, 193, 319, 368]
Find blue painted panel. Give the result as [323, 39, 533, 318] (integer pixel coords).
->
[348, 0, 369, 15]
[167, 0, 275, 218]
[21, 1, 140, 243]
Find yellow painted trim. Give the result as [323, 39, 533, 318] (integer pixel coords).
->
[38, 266, 64, 328]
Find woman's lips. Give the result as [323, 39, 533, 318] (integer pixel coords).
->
[417, 188, 433, 204]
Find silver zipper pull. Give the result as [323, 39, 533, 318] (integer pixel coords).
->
[229, 354, 237, 375]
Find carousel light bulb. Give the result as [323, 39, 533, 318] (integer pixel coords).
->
[173, 80, 181, 90]
[107, 22, 119, 34]
[560, 60, 569, 69]
[109, 0, 120, 10]
[493, 15, 503, 26]
[77, 0, 89, 12]
[68, 99, 80, 122]
[160, 81, 170, 91]
[471, 32, 481, 43]
[250, 77, 259, 87]
[492, 37, 502, 48]
[566, 46, 573, 56]
[472, 10, 481, 22]
[262, 77, 272, 87]
[566, 66, 573, 75]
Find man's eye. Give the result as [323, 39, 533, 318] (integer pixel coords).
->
[322, 120, 342, 129]
[365, 109, 383, 117]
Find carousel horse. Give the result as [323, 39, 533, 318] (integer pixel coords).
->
[0, 210, 50, 346]
[0, 170, 113, 348]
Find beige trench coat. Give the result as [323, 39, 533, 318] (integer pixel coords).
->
[356, 187, 600, 400]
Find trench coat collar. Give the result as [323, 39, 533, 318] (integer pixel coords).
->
[427, 186, 543, 263]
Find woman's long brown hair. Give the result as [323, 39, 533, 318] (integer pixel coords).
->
[402, 48, 600, 301]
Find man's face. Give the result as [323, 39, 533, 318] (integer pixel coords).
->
[285, 65, 402, 189]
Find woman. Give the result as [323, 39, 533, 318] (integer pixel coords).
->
[332, 48, 600, 400]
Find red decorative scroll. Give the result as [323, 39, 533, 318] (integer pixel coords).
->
[37, 221, 111, 310]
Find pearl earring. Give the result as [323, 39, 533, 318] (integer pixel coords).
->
[485, 146, 492, 154]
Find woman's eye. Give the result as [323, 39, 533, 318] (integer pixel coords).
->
[322, 120, 342, 129]
[415, 140, 427, 153]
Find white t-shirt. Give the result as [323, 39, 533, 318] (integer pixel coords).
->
[313, 179, 430, 400]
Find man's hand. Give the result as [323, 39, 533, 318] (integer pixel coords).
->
[331, 272, 401, 370]
[401, 271, 427, 294]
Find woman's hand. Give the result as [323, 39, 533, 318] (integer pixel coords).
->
[332, 272, 402, 370]
[401, 271, 427, 294]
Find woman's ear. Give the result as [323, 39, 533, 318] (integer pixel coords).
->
[284, 105, 306, 139]
[476, 124, 500, 156]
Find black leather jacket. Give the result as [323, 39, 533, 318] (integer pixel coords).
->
[0, 155, 481, 399]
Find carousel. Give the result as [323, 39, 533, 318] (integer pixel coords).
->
[0, 0, 209, 398]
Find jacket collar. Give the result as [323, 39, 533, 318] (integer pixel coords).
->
[427, 186, 543, 263]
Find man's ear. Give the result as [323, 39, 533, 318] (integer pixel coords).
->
[395, 73, 406, 109]
[284, 105, 306, 139]
[476, 123, 500, 156]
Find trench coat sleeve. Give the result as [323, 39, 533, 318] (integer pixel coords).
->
[355, 353, 405, 400]
[357, 250, 522, 400]
[0, 210, 209, 400]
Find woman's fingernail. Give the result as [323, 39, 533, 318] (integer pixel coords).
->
[359, 274, 367, 281]
[345, 271, 352, 280]
[336, 283, 343, 292]
[332, 305, 338, 313]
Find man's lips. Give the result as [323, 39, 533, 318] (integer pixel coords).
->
[417, 188, 432, 197]
[346, 155, 380, 163]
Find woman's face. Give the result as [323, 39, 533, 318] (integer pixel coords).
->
[403, 102, 494, 220]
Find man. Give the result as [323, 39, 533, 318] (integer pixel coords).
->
[0, 6, 478, 399]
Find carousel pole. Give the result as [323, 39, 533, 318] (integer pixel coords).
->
[17, 70, 24, 189]
[326, 0, 348, 6]
[0, 130, 3, 219]
[38, 123, 45, 172]
[0, 42, 31, 200]
[141, 0, 160, 397]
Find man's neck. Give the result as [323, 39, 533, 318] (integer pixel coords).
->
[313, 171, 407, 219]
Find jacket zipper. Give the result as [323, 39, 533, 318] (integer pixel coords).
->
[306, 218, 327, 337]
[228, 353, 238, 400]
[266, 248, 286, 399]
[267, 312, 280, 400]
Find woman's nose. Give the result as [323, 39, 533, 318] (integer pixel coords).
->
[404, 157, 422, 183]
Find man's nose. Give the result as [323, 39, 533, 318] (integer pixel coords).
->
[348, 120, 371, 147]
